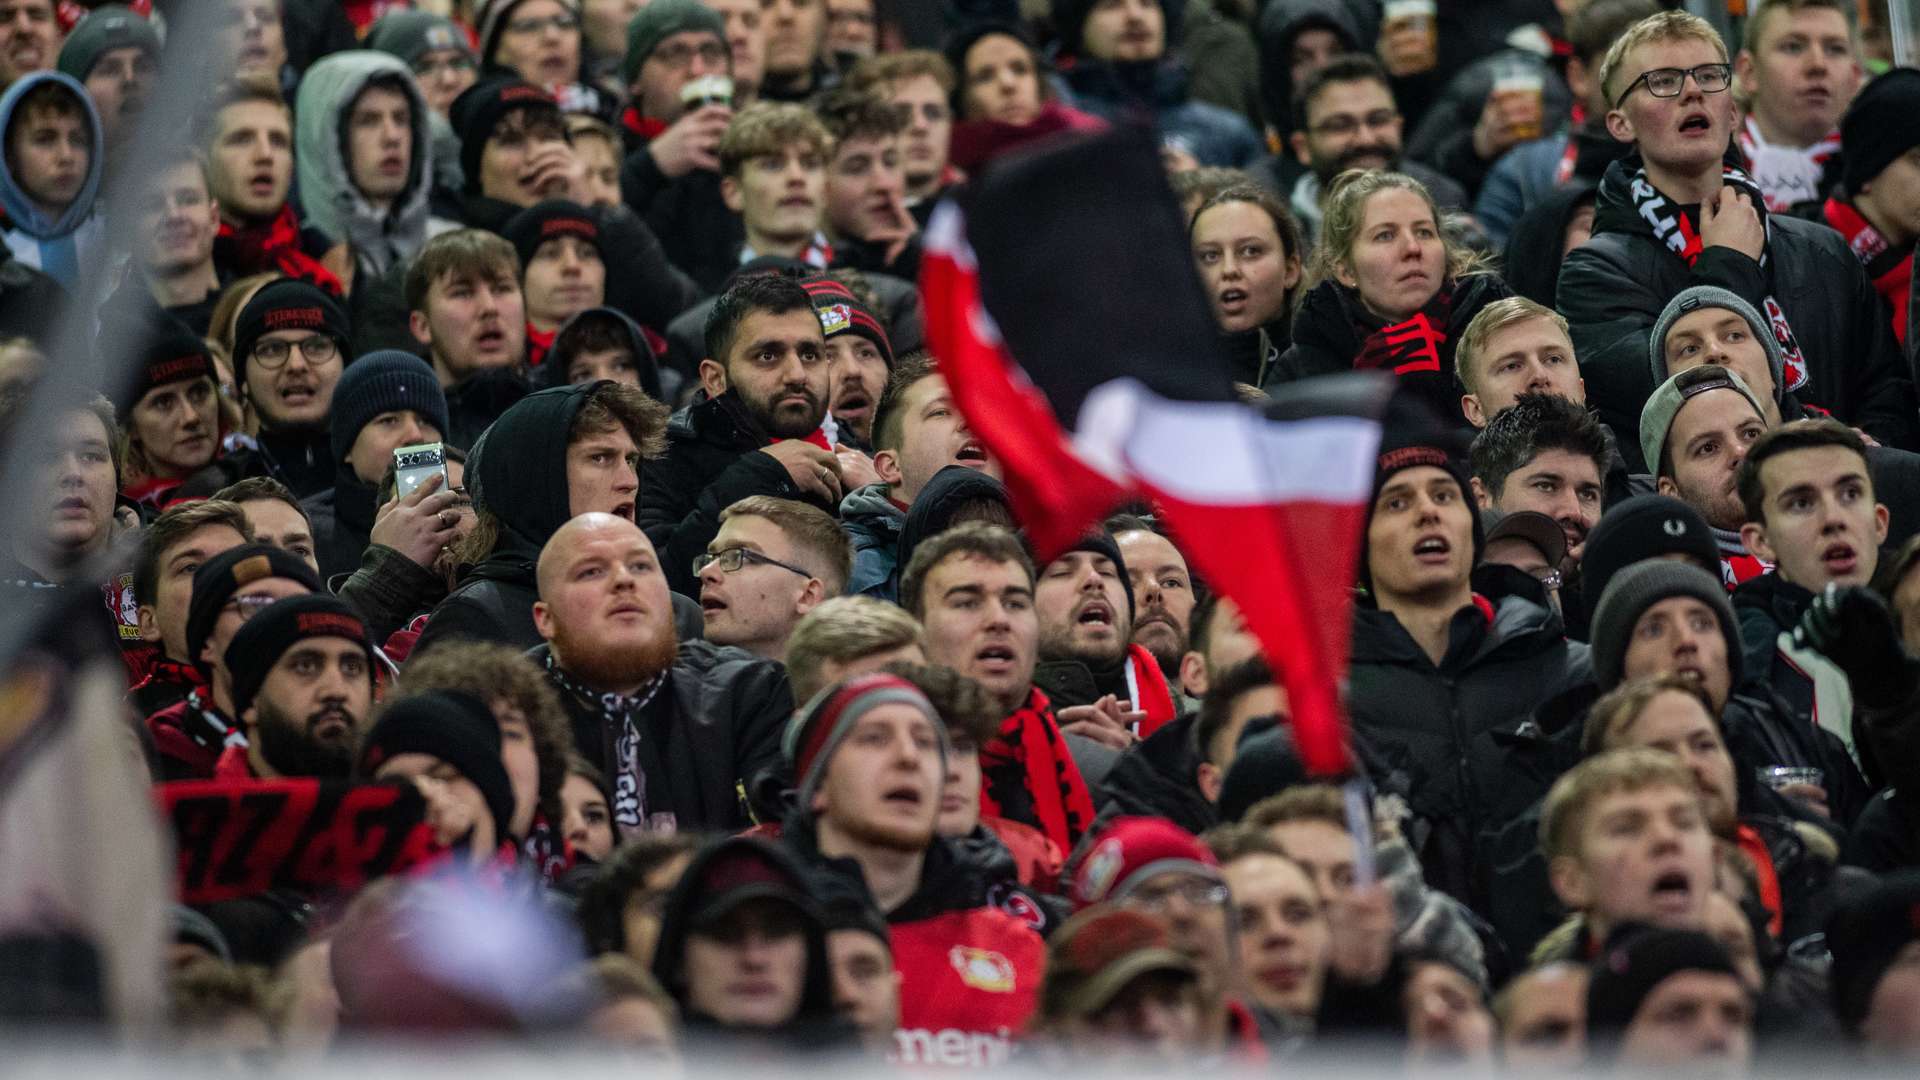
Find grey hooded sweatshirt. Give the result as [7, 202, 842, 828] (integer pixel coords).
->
[294, 51, 442, 278]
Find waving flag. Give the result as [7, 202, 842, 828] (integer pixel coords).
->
[919, 127, 1391, 774]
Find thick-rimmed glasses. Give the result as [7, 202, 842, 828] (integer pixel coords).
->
[1614, 63, 1731, 108]
[251, 336, 340, 368]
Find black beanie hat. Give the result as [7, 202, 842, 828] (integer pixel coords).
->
[1048, 0, 1183, 58]
[1588, 560, 1743, 692]
[57, 5, 158, 81]
[225, 594, 373, 721]
[117, 316, 215, 414]
[232, 280, 354, 387]
[185, 545, 322, 677]
[502, 199, 602, 271]
[1054, 529, 1135, 619]
[1361, 389, 1481, 592]
[1586, 924, 1741, 1058]
[1825, 869, 1920, 1031]
[451, 77, 560, 194]
[1842, 68, 1920, 197]
[943, 22, 1035, 110]
[328, 351, 450, 464]
[1581, 494, 1720, 609]
[365, 10, 477, 67]
[358, 690, 516, 845]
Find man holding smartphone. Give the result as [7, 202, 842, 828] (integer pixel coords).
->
[303, 351, 452, 580]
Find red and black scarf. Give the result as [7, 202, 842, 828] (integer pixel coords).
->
[1124, 643, 1176, 739]
[1351, 284, 1454, 378]
[1626, 164, 1810, 394]
[1824, 197, 1913, 348]
[215, 205, 343, 297]
[977, 687, 1095, 855]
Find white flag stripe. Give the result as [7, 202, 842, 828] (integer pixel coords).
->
[1077, 378, 1380, 505]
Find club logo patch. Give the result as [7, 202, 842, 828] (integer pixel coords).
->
[819, 303, 852, 335]
[949, 946, 1016, 993]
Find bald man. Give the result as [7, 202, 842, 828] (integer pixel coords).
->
[530, 513, 794, 831]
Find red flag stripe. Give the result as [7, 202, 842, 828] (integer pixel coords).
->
[921, 205, 1131, 559]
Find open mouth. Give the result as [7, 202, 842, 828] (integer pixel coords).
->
[834, 391, 871, 417]
[1412, 535, 1451, 562]
[954, 441, 988, 465]
[248, 169, 277, 196]
[778, 195, 814, 209]
[700, 594, 728, 613]
[474, 327, 507, 350]
[974, 643, 1016, 672]
[882, 784, 924, 809]
[1650, 869, 1694, 911]
[1678, 112, 1712, 134]
[380, 154, 405, 174]
[609, 501, 635, 521]
[1076, 601, 1114, 629]
[1822, 542, 1857, 574]
[278, 382, 317, 405]
[1217, 287, 1248, 310]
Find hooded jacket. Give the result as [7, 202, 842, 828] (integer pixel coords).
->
[1347, 588, 1590, 903]
[1500, 182, 1595, 306]
[839, 482, 905, 601]
[413, 383, 594, 654]
[534, 638, 791, 832]
[1558, 156, 1920, 466]
[649, 837, 850, 1049]
[638, 390, 836, 598]
[0, 71, 105, 287]
[894, 465, 1012, 576]
[1279, 272, 1510, 427]
[782, 811, 1048, 1065]
[1254, 0, 1365, 138]
[537, 306, 664, 401]
[294, 51, 438, 279]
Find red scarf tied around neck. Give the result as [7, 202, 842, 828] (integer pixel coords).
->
[977, 688, 1095, 855]
[215, 205, 343, 297]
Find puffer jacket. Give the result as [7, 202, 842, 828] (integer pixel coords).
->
[638, 391, 837, 597]
[1347, 589, 1589, 902]
[1559, 155, 1920, 465]
[839, 482, 905, 600]
[294, 51, 438, 279]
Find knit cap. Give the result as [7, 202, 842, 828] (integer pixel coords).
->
[1588, 560, 1743, 692]
[783, 672, 947, 810]
[1586, 924, 1741, 1061]
[56, 4, 158, 81]
[450, 77, 561, 193]
[1841, 67, 1920, 197]
[117, 316, 215, 414]
[225, 594, 373, 720]
[358, 690, 516, 844]
[232, 280, 354, 384]
[366, 11, 478, 67]
[1647, 286, 1786, 403]
[474, 0, 580, 69]
[329, 351, 451, 463]
[622, 0, 727, 87]
[502, 199, 601, 270]
[185, 545, 322, 677]
[1581, 495, 1720, 610]
[801, 276, 895, 368]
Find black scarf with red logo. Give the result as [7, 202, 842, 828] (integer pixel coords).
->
[1288, 272, 1508, 426]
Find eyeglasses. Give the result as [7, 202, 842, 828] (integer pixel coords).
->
[1309, 108, 1400, 138]
[223, 593, 282, 620]
[1121, 878, 1230, 913]
[251, 335, 340, 368]
[505, 12, 578, 35]
[1613, 63, 1732, 108]
[413, 54, 477, 80]
[652, 40, 729, 69]
[693, 546, 814, 580]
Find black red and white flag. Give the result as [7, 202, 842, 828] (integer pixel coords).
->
[920, 126, 1392, 774]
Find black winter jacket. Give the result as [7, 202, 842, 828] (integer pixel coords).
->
[1559, 157, 1920, 464]
[1092, 713, 1217, 837]
[1346, 590, 1590, 902]
[619, 142, 743, 294]
[638, 391, 838, 597]
[301, 470, 379, 582]
[336, 542, 448, 644]
[537, 639, 791, 831]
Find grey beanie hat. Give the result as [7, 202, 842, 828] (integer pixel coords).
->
[623, 0, 727, 87]
[1588, 560, 1743, 691]
[1639, 365, 1769, 479]
[1647, 286, 1786, 404]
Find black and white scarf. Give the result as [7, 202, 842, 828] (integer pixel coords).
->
[544, 653, 667, 832]
[1627, 163, 1810, 394]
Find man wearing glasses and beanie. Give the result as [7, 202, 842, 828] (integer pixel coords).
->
[1559, 10, 1918, 466]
